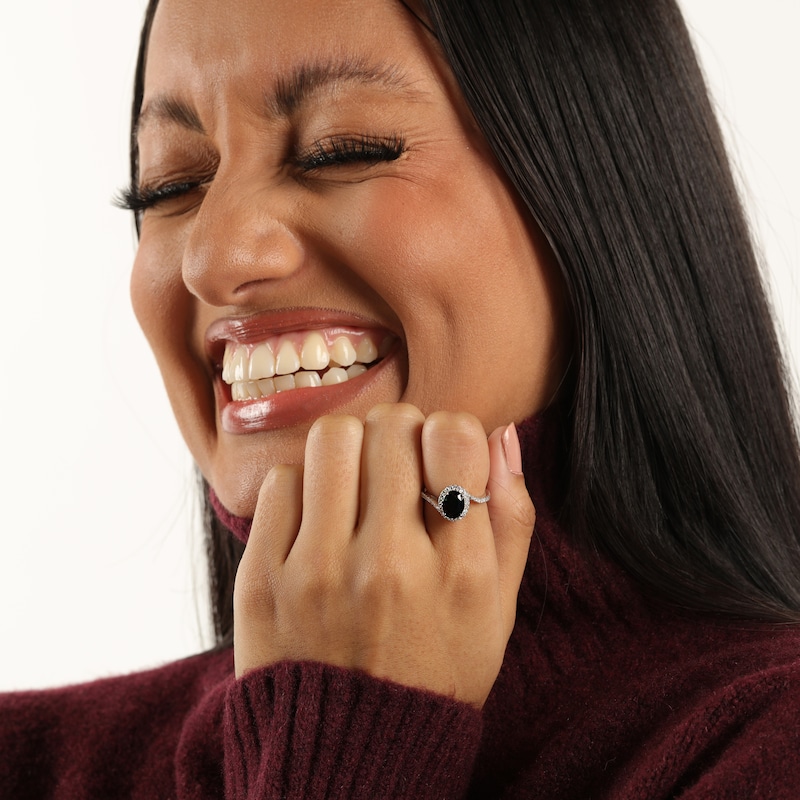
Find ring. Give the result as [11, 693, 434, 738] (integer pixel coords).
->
[421, 484, 490, 522]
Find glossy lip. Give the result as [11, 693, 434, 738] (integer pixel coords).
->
[206, 308, 402, 435]
[217, 350, 398, 434]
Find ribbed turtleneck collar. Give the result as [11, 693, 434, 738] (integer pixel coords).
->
[209, 485, 254, 543]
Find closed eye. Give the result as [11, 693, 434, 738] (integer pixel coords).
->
[115, 133, 405, 216]
[113, 175, 215, 228]
[114, 179, 207, 214]
[294, 134, 406, 171]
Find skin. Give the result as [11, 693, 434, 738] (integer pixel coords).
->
[132, 0, 565, 706]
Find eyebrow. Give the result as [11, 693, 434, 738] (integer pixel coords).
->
[136, 95, 205, 138]
[267, 56, 425, 117]
[136, 56, 426, 138]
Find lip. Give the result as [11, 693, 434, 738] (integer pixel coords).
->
[206, 308, 402, 435]
[217, 350, 397, 433]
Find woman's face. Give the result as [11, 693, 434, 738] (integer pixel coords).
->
[132, 0, 565, 516]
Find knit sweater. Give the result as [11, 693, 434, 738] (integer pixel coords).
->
[1, 416, 798, 799]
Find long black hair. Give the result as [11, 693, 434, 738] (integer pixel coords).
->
[129, 0, 800, 644]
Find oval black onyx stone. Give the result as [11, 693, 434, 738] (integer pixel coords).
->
[441, 488, 466, 520]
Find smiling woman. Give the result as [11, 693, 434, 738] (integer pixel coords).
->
[129, 0, 563, 521]
[1, 0, 800, 798]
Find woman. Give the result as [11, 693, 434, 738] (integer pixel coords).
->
[2, 0, 799, 797]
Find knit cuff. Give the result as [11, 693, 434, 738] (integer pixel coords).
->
[224, 660, 483, 799]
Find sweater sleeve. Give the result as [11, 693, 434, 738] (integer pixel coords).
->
[223, 660, 484, 799]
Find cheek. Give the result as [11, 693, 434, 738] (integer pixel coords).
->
[316, 175, 489, 303]
[130, 231, 192, 362]
[320, 168, 550, 332]
[321, 167, 567, 420]
[130, 231, 220, 475]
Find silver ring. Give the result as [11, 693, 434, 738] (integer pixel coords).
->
[421, 484, 490, 521]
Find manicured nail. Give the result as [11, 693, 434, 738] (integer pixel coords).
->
[501, 422, 523, 475]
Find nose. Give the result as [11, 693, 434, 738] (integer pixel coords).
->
[181, 173, 304, 307]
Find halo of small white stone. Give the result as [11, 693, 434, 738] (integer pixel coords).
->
[421, 484, 490, 522]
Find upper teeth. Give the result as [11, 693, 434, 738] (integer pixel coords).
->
[222, 330, 392, 401]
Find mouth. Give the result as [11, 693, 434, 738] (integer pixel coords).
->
[223, 328, 394, 399]
[207, 313, 400, 434]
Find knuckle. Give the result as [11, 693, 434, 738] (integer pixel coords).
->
[258, 463, 297, 500]
[423, 411, 488, 467]
[510, 492, 537, 532]
[425, 410, 485, 441]
[350, 562, 386, 604]
[443, 552, 495, 595]
[307, 416, 364, 465]
[365, 402, 425, 427]
[352, 548, 419, 603]
[308, 413, 363, 443]
[488, 480, 537, 532]
[439, 549, 498, 612]
[295, 554, 341, 599]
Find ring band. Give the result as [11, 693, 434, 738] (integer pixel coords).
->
[421, 484, 490, 522]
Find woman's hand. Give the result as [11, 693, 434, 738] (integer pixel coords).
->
[233, 403, 535, 708]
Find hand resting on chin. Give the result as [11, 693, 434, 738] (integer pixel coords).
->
[233, 403, 535, 708]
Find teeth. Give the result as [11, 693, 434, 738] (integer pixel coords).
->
[321, 367, 348, 386]
[295, 371, 322, 389]
[231, 346, 248, 382]
[356, 337, 378, 364]
[275, 341, 301, 375]
[223, 329, 391, 400]
[346, 364, 368, 379]
[249, 343, 276, 380]
[274, 374, 296, 392]
[300, 332, 330, 371]
[330, 337, 357, 367]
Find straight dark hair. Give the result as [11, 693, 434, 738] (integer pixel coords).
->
[128, 0, 800, 645]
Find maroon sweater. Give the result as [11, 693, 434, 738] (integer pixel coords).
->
[2, 416, 799, 798]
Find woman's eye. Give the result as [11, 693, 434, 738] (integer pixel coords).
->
[114, 179, 206, 215]
[294, 135, 406, 172]
[115, 136, 405, 216]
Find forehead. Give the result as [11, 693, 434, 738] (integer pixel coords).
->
[144, 0, 435, 106]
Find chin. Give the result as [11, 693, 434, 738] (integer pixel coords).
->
[200, 339, 408, 516]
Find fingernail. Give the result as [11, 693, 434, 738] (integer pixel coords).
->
[501, 422, 523, 475]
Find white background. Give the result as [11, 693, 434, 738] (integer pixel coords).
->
[0, 2, 798, 690]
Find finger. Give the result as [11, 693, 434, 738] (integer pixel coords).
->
[234, 464, 303, 657]
[296, 414, 364, 556]
[487, 423, 536, 636]
[420, 411, 491, 549]
[359, 403, 425, 539]
[247, 464, 304, 567]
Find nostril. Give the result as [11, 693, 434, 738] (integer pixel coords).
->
[232, 278, 272, 296]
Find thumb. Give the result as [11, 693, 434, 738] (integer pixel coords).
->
[487, 423, 536, 636]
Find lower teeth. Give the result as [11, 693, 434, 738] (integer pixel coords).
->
[230, 363, 371, 401]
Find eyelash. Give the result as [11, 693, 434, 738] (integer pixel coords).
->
[293, 134, 406, 170]
[115, 134, 406, 214]
[115, 180, 206, 214]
